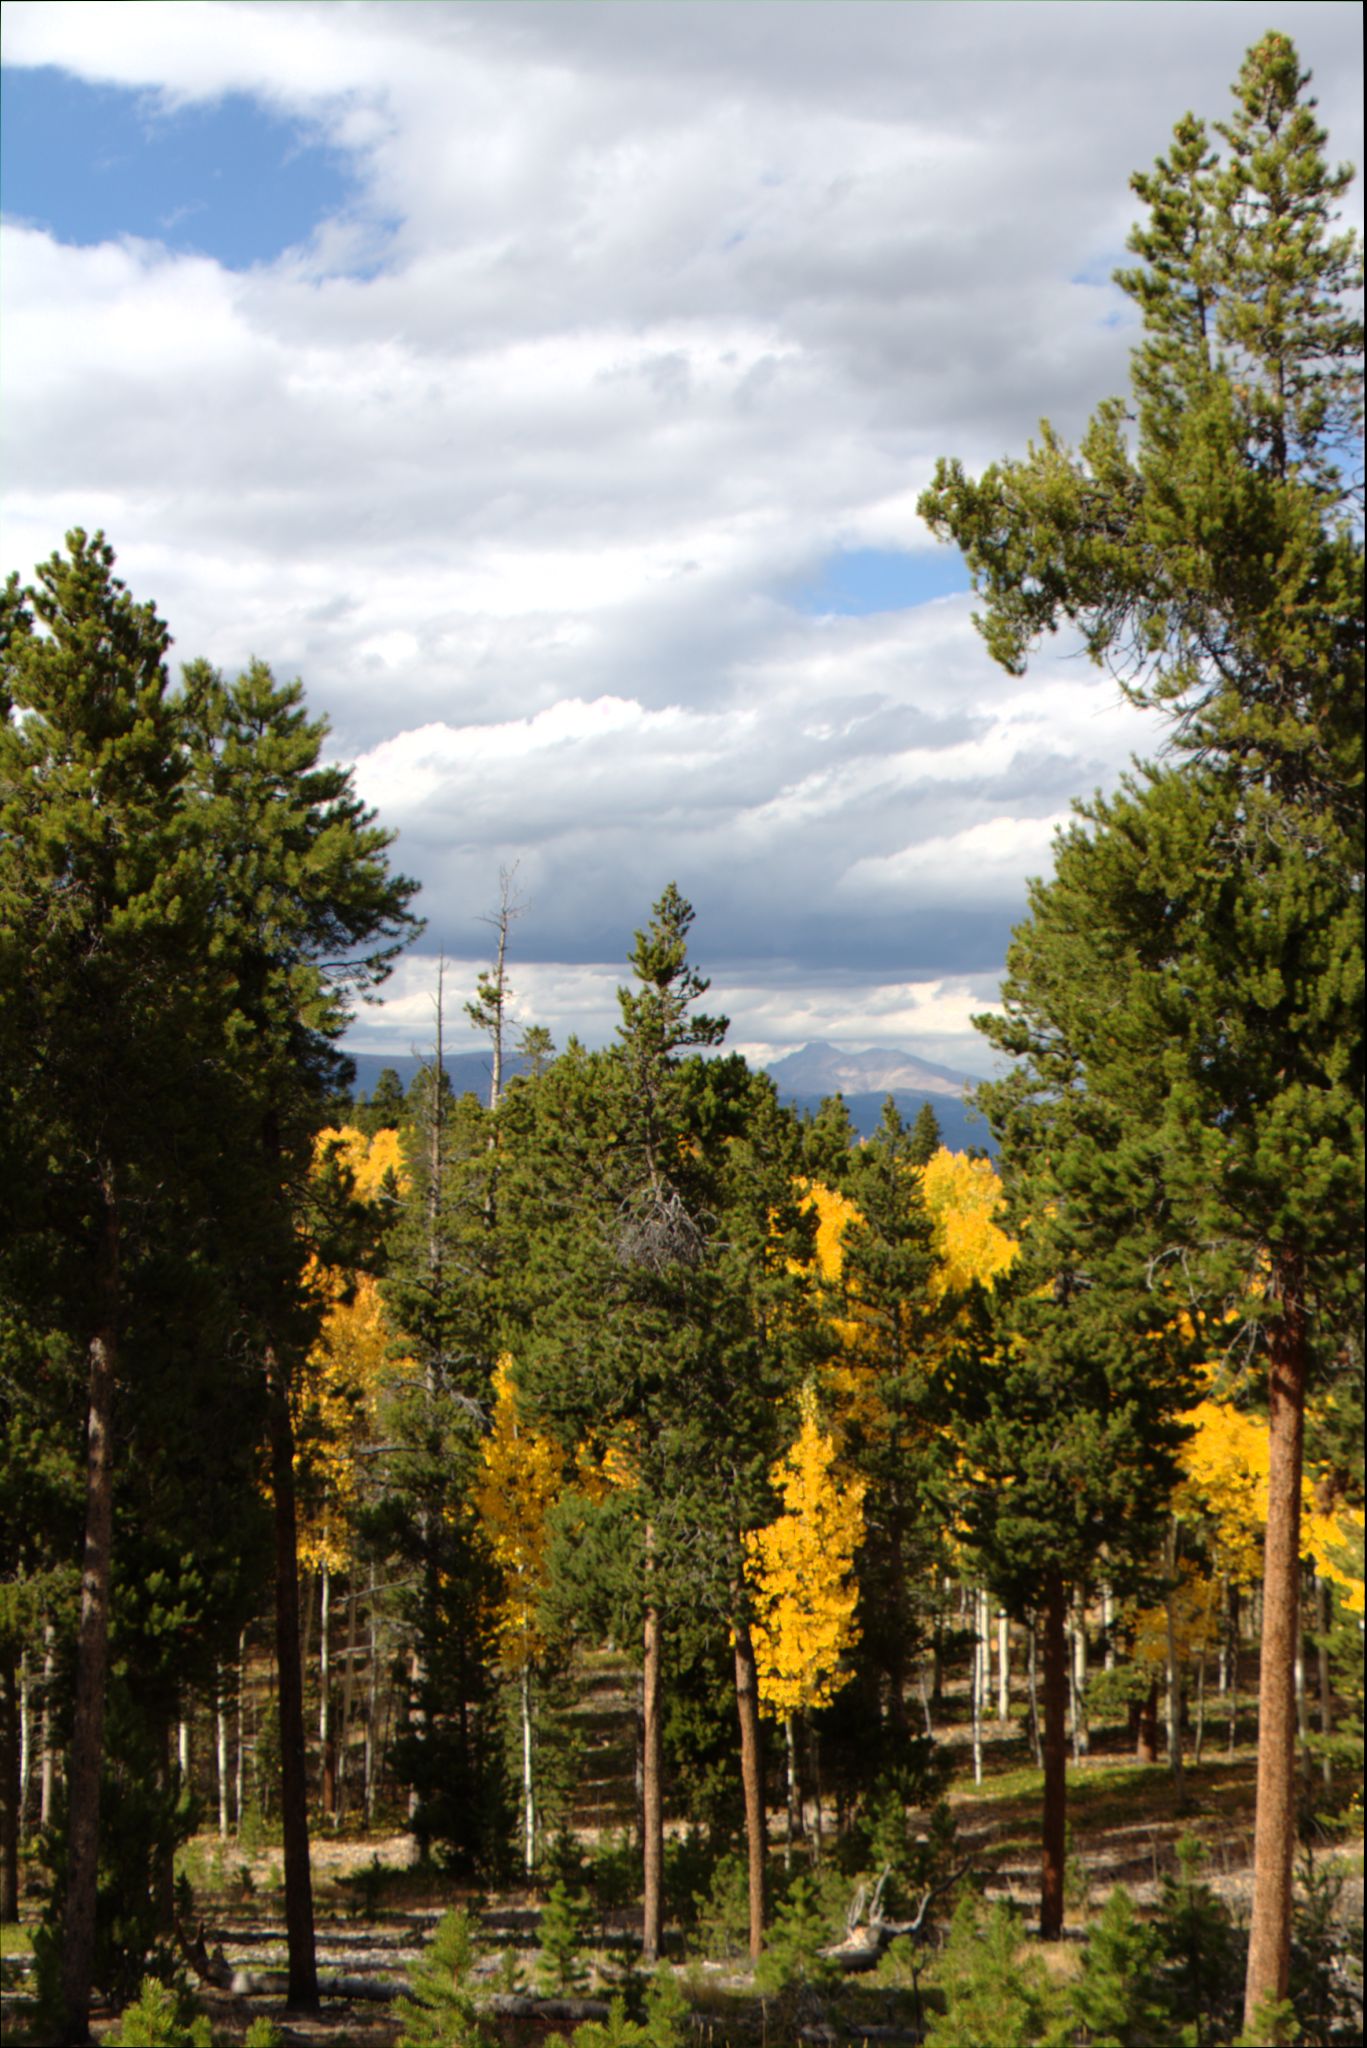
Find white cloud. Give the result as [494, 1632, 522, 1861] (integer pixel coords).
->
[3, 1, 1361, 1057]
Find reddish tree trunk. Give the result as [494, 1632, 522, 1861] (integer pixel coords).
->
[266, 1348, 319, 2011]
[1136, 1681, 1160, 1763]
[733, 1616, 766, 1960]
[1243, 1264, 1307, 2036]
[1039, 1570, 1068, 1941]
[59, 1195, 119, 2044]
[641, 1529, 663, 1963]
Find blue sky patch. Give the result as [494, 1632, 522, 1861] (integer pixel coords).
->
[0, 65, 356, 268]
[789, 545, 970, 617]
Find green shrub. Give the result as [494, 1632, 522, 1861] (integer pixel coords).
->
[1151, 1835, 1245, 2048]
[107, 1974, 212, 2047]
[243, 2021, 286, 2048]
[1071, 1886, 1169, 2047]
[924, 1895, 1068, 2048]
[395, 1907, 493, 2048]
[691, 1850, 750, 1962]
[754, 1874, 839, 1998]
[537, 1877, 592, 1996]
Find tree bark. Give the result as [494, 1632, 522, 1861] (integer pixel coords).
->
[0, 1653, 20, 1923]
[266, 1346, 319, 2011]
[1315, 1575, 1333, 1789]
[319, 1562, 335, 1823]
[1039, 1570, 1068, 1941]
[1025, 1613, 1043, 1770]
[235, 1630, 247, 1834]
[1243, 1262, 1307, 2038]
[520, 1667, 536, 1877]
[1136, 1681, 1160, 1763]
[996, 1610, 1010, 1724]
[641, 1562, 663, 1963]
[41, 1622, 55, 1832]
[216, 1669, 230, 1840]
[732, 1617, 765, 1961]
[1164, 1519, 1185, 1807]
[59, 1194, 119, 2044]
[783, 1713, 801, 1868]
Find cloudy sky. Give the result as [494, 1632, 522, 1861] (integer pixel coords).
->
[3, 2, 1361, 1074]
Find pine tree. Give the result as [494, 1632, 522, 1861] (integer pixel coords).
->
[919, 37, 1362, 2013]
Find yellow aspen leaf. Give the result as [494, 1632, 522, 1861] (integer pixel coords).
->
[918, 1147, 1018, 1298]
[744, 1385, 866, 1718]
[473, 1356, 562, 1669]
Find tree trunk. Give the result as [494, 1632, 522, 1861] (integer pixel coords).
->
[18, 1652, 31, 1843]
[1243, 1262, 1307, 2038]
[1194, 1634, 1208, 1765]
[216, 1670, 230, 1840]
[338, 1584, 358, 1825]
[266, 1346, 319, 2011]
[1025, 1613, 1042, 1770]
[235, 1630, 247, 1833]
[1164, 1520, 1184, 1806]
[970, 1615, 983, 1787]
[784, 1713, 801, 1867]
[996, 1610, 1010, 1725]
[641, 1565, 663, 1963]
[810, 1721, 824, 1863]
[0, 1653, 20, 1923]
[41, 1622, 55, 1832]
[319, 1563, 335, 1824]
[1102, 1584, 1116, 1671]
[732, 1617, 765, 1961]
[520, 1667, 535, 1878]
[1039, 1571, 1068, 1941]
[1136, 1682, 1159, 1763]
[1070, 1594, 1089, 1760]
[59, 1194, 119, 2045]
[1227, 1584, 1240, 1754]
[1315, 1575, 1333, 1789]
[364, 1571, 377, 1826]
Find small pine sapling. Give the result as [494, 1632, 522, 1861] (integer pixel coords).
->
[395, 1907, 493, 2048]
[537, 1877, 592, 1996]
[924, 1895, 1069, 2048]
[1071, 1886, 1169, 2047]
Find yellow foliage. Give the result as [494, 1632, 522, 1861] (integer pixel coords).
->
[473, 1357, 562, 1669]
[1177, 1396, 1364, 1607]
[745, 1386, 866, 1718]
[1130, 1559, 1222, 1671]
[919, 1147, 1018, 1298]
[294, 1126, 410, 1572]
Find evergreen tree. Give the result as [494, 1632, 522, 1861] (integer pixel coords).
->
[919, 36, 1362, 2014]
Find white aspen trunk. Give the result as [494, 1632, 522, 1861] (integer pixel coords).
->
[784, 1714, 800, 1867]
[41, 1623, 55, 1830]
[1071, 1593, 1089, 1759]
[216, 1673, 229, 1839]
[1026, 1613, 1043, 1769]
[971, 1622, 983, 1787]
[365, 1569, 378, 1826]
[18, 1652, 30, 1837]
[235, 1630, 247, 1832]
[810, 1722, 824, 1863]
[1315, 1575, 1333, 1788]
[1102, 1585, 1116, 1671]
[178, 1715, 190, 1783]
[319, 1562, 333, 1822]
[1164, 1521, 1184, 1800]
[338, 1585, 358, 1824]
[996, 1610, 1009, 1724]
[520, 1667, 535, 1877]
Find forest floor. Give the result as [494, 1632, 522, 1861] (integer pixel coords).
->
[3, 1670, 1361, 2046]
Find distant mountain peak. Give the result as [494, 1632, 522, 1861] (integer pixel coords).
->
[763, 1040, 977, 1100]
